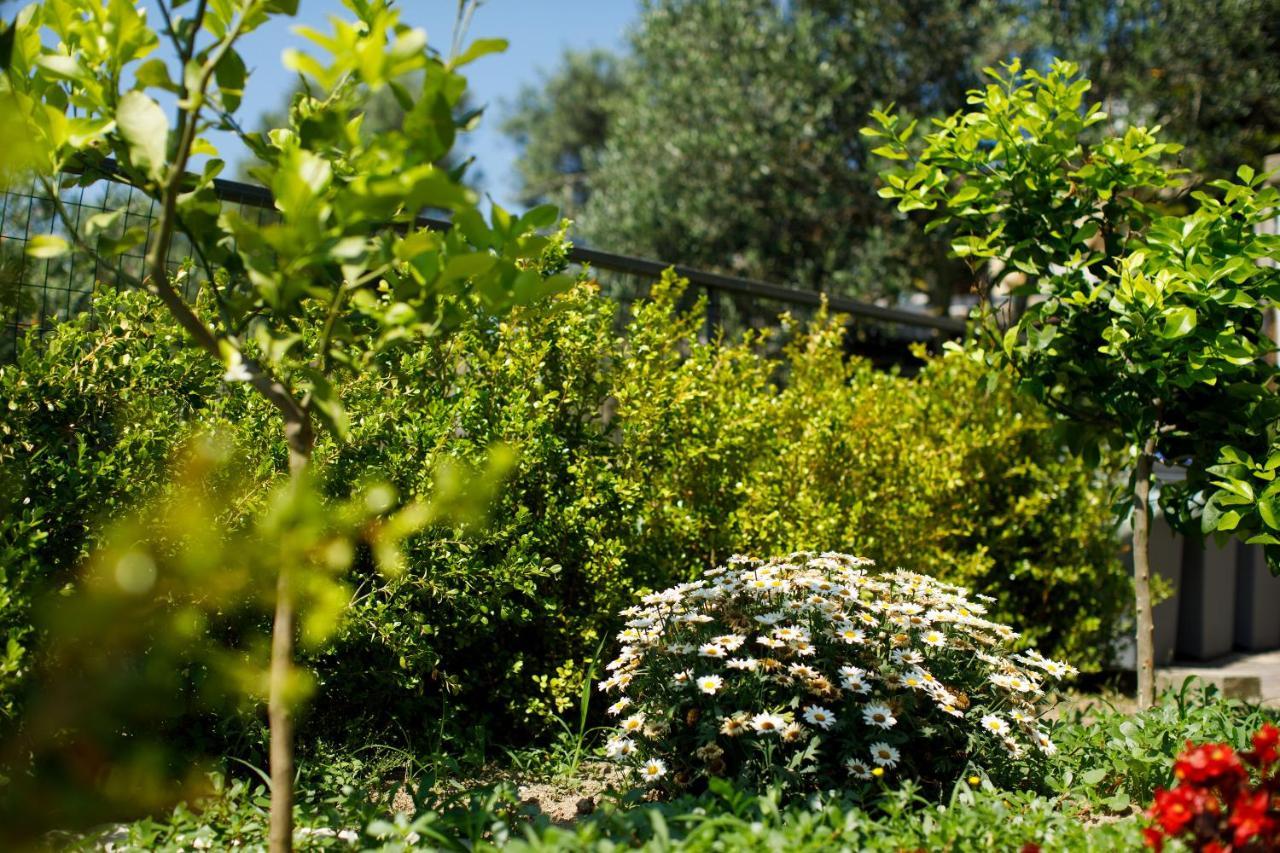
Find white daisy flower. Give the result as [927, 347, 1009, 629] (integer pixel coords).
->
[835, 627, 867, 644]
[803, 705, 836, 729]
[787, 663, 820, 680]
[890, 649, 924, 667]
[1006, 675, 1035, 692]
[621, 713, 646, 734]
[1034, 730, 1057, 755]
[846, 759, 873, 780]
[921, 630, 946, 648]
[781, 722, 807, 743]
[980, 714, 1009, 735]
[697, 674, 724, 695]
[605, 737, 635, 758]
[721, 715, 748, 737]
[750, 712, 787, 734]
[790, 640, 817, 657]
[640, 759, 667, 782]
[869, 742, 900, 767]
[724, 656, 758, 671]
[673, 670, 693, 686]
[607, 697, 632, 716]
[1040, 660, 1067, 677]
[863, 703, 897, 729]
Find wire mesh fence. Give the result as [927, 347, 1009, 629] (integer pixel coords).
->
[1, 170, 964, 365]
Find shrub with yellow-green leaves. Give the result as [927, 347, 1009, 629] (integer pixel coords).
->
[2, 274, 1125, 744]
[599, 552, 1075, 794]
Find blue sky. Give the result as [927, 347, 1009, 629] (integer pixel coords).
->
[178, 0, 640, 209]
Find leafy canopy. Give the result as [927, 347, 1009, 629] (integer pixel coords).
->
[866, 58, 1280, 565]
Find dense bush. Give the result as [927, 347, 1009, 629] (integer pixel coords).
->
[597, 552, 1073, 795]
[0, 275, 1126, 742]
[0, 298, 279, 721]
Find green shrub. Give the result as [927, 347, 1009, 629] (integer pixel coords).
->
[0, 294, 279, 722]
[1, 275, 1127, 742]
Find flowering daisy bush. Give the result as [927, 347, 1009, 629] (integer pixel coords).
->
[597, 552, 1076, 794]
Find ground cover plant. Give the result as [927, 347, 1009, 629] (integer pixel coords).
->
[598, 552, 1072, 795]
[66, 686, 1279, 851]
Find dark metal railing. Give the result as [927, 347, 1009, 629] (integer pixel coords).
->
[1, 166, 964, 363]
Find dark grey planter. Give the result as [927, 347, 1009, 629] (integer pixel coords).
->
[1177, 535, 1239, 660]
[1149, 514, 1183, 666]
[1235, 543, 1280, 651]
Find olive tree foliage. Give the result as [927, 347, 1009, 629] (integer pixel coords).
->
[505, 0, 1280, 307]
[508, 0, 1024, 304]
[0, 0, 568, 848]
[501, 49, 621, 222]
[1045, 0, 1280, 179]
[866, 59, 1280, 709]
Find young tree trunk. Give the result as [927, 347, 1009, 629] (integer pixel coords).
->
[1132, 439, 1157, 710]
[268, 420, 315, 853]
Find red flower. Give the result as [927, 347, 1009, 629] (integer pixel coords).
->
[1148, 785, 1203, 835]
[1228, 789, 1275, 847]
[1146, 725, 1280, 851]
[1253, 723, 1279, 766]
[1174, 742, 1246, 786]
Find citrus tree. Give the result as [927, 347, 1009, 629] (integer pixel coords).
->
[865, 59, 1280, 708]
[0, 0, 570, 848]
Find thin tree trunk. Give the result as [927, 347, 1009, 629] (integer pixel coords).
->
[269, 423, 314, 853]
[1133, 437, 1157, 710]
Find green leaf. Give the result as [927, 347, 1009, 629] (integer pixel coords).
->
[518, 204, 560, 233]
[949, 184, 980, 206]
[870, 145, 907, 160]
[1215, 510, 1242, 532]
[1160, 305, 1196, 338]
[26, 234, 70, 259]
[449, 38, 508, 69]
[1259, 495, 1280, 531]
[1202, 492, 1226, 534]
[212, 48, 246, 112]
[35, 54, 83, 80]
[1080, 768, 1107, 786]
[440, 252, 496, 285]
[1105, 793, 1130, 812]
[134, 58, 178, 92]
[116, 91, 170, 182]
